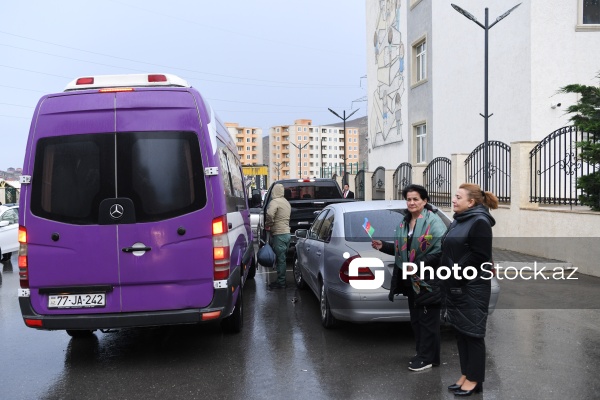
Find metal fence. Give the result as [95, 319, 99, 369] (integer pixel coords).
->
[321, 162, 367, 178]
[371, 167, 386, 200]
[355, 170, 365, 200]
[423, 157, 452, 207]
[465, 141, 511, 203]
[393, 162, 412, 200]
[530, 125, 598, 206]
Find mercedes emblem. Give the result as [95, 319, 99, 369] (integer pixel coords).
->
[109, 204, 124, 220]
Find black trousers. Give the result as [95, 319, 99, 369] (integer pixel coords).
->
[455, 330, 486, 382]
[407, 291, 441, 365]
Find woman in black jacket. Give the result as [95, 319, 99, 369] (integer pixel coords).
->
[441, 183, 498, 397]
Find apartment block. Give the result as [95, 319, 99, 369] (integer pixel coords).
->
[225, 123, 263, 166]
[269, 119, 360, 180]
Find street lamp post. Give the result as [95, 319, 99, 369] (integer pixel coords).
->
[328, 108, 359, 185]
[273, 162, 282, 181]
[451, 3, 521, 191]
[290, 140, 308, 179]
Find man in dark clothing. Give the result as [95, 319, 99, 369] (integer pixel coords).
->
[342, 184, 354, 199]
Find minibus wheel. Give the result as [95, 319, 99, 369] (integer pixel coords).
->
[221, 286, 243, 333]
[247, 254, 257, 280]
[66, 329, 94, 338]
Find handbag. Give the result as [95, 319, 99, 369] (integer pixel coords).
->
[257, 242, 276, 269]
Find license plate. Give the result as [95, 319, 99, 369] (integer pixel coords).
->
[48, 293, 106, 309]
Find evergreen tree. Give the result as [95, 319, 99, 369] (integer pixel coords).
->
[559, 73, 600, 210]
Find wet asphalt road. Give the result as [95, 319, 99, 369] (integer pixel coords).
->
[1, 253, 599, 400]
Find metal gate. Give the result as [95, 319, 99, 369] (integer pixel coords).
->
[423, 157, 451, 207]
[465, 141, 511, 203]
[393, 163, 412, 199]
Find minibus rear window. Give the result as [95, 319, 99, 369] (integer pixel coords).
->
[117, 131, 206, 222]
[31, 131, 206, 224]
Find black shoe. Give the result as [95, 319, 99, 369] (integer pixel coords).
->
[448, 384, 462, 391]
[268, 281, 287, 289]
[408, 354, 419, 365]
[408, 359, 432, 371]
[454, 382, 482, 396]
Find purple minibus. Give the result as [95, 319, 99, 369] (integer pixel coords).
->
[18, 73, 255, 337]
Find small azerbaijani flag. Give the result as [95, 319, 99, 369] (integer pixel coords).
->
[362, 217, 375, 238]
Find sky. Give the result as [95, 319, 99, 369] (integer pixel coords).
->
[0, 0, 367, 170]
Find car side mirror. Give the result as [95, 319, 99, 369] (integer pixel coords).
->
[295, 229, 308, 239]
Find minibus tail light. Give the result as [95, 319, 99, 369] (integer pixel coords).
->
[24, 319, 43, 328]
[148, 74, 167, 82]
[212, 216, 230, 281]
[76, 77, 94, 85]
[18, 226, 29, 289]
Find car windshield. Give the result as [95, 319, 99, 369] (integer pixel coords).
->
[343, 209, 405, 242]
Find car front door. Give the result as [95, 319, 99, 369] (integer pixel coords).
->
[303, 209, 329, 292]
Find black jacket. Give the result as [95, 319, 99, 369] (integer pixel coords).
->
[440, 205, 495, 338]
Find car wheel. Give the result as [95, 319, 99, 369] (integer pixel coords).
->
[221, 286, 243, 334]
[247, 253, 256, 280]
[1, 251, 9, 261]
[66, 330, 94, 338]
[293, 256, 306, 289]
[320, 281, 336, 328]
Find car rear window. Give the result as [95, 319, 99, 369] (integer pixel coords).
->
[280, 182, 342, 200]
[343, 209, 405, 242]
[31, 131, 206, 224]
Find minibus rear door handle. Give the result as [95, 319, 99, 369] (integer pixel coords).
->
[122, 246, 152, 253]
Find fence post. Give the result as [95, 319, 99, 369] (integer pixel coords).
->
[511, 141, 538, 210]
[412, 165, 425, 186]
[385, 169, 394, 200]
[452, 153, 469, 188]
[364, 171, 374, 201]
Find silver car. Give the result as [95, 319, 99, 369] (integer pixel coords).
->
[293, 200, 500, 328]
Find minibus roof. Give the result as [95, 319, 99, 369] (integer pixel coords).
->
[64, 73, 190, 91]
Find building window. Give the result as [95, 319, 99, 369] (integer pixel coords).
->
[579, 0, 600, 29]
[414, 123, 427, 164]
[276, 137, 280, 142]
[413, 37, 427, 84]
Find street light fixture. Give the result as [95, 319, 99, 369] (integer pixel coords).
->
[290, 140, 308, 179]
[328, 107, 359, 184]
[451, 3, 521, 191]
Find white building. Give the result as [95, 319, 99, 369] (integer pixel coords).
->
[366, 0, 600, 169]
